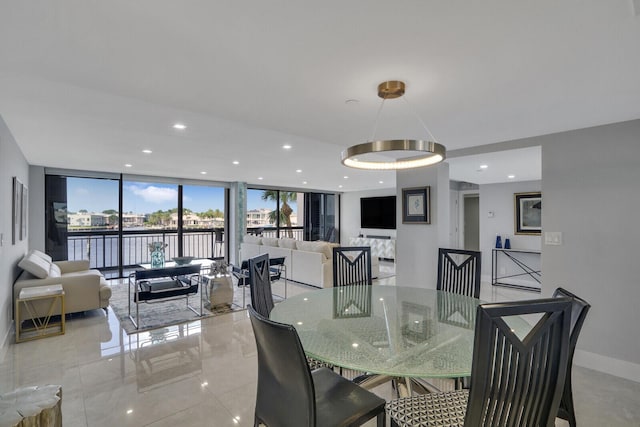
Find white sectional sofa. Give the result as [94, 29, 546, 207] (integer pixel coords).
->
[14, 249, 111, 319]
[239, 236, 379, 288]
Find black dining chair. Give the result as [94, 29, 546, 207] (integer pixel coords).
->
[248, 305, 386, 427]
[248, 253, 274, 316]
[333, 247, 373, 287]
[437, 248, 482, 298]
[553, 287, 591, 427]
[386, 297, 573, 427]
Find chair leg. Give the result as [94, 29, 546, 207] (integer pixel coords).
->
[377, 411, 386, 427]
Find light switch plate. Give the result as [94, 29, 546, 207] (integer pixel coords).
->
[545, 231, 562, 245]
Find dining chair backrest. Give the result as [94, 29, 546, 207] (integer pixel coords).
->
[268, 256, 286, 282]
[248, 253, 274, 316]
[437, 248, 481, 298]
[333, 247, 373, 287]
[465, 297, 573, 427]
[248, 305, 316, 427]
[552, 287, 591, 427]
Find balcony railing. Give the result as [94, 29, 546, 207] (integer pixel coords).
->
[67, 226, 304, 270]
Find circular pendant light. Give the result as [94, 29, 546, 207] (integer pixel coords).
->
[341, 81, 446, 170]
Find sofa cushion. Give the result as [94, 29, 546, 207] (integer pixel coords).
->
[262, 237, 280, 247]
[279, 238, 297, 250]
[29, 249, 53, 264]
[18, 253, 51, 279]
[296, 241, 332, 260]
[243, 234, 262, 244]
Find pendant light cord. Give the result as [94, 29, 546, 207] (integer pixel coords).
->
[369, 98, 386, 141]
[403, 95, 438, 143]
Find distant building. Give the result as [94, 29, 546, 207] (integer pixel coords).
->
[246, 208, 272, 226]
[68, 213, 107, 227]
[122, 213, 145, 227]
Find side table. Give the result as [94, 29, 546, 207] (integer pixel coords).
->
[15, 284, 65, 343]
[0, 385, 62, 427]
[203, 274, 234, 308]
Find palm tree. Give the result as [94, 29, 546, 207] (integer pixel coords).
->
[261, 191, 297, 237]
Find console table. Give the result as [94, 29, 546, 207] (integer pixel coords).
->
[491, 248, 541, 292]
[349, 237, 396, 260]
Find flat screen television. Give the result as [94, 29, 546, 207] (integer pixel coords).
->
[360, 196, 396, 229]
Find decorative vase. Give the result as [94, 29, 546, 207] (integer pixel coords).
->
[149, 242, 166, 268]
[209, 274, 234, 308]
[504, 238, 511, 249]
[495, 235, 503, 249]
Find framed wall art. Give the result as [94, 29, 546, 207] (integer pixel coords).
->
[514, 192, 542, 235]
[12, 177, 22, 244]
[402, 186, 431, 224]
[21, 184, 28, 240]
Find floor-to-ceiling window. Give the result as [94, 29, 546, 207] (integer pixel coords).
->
[182, 184, 226, 259]
[246, 188, 338, 242]
[122, 180, 179, 268]
[45, 171, 228, 277]
[246, 188, 303, 239]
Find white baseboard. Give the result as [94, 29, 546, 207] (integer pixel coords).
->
[574, 349, 640, 383]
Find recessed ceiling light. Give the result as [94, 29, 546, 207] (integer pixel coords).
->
[338, 185, 343, 188]
[124, 164, 132, 168]
[508, 174, 515, 179]
[343, 176, 349, 179]
[282, 144, 292, 150]
[296, 169, 302, 173]
[173, 123, 186, 130]
[379, 180, 384, 184]
[303, 181, 308, 184]
[345, 99, 359, 104]
[480, 164, 488, 169]
[232, 161, 239, 165]
[258, 177, 264, 180]
[200, 171, 207, 175]
[142, 149, 152, 154]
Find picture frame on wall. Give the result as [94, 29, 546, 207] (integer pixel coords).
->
[21, 184, 28, 240]
[402, 186, 431, 224]
[12, 177, 22, 244]
[515, 192, 542, 235]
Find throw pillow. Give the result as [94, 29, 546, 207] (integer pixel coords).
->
[18, 253, 51, 279]
[29, 249, 53, 264]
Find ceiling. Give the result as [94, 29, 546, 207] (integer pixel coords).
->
[1, 1, 638, 191]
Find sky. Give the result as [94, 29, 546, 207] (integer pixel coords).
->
[66, 178, 297, 214]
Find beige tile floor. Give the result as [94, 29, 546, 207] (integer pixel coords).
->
[1, 268, 639, 426]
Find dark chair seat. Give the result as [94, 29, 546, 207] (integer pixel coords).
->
[313, 367, 387, 427]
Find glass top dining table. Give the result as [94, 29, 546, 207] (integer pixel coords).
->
[271, 285, 529, 379]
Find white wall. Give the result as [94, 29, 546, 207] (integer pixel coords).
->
[540, 119, 640, 380]
[479, 180, 542, 282]
[0, 115, 30, 347]
[396, 163, 449, 288]
[340, 188, 397, 244]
